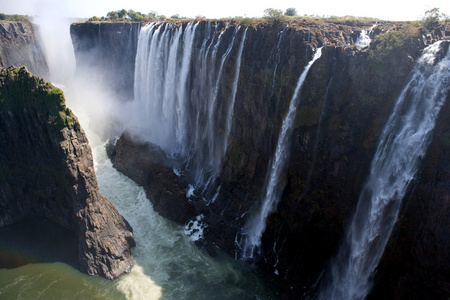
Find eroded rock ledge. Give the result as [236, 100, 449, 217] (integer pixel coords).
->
[0, 66, 135, 279]
[107, 132, 196, 224]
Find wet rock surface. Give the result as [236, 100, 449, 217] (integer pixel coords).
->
[72, 20, 450, 297]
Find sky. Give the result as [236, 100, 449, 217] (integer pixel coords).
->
[1, 0, 450, 21]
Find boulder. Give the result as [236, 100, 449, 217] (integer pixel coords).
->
[108, 132, 196, 224]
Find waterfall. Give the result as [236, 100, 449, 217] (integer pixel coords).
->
[303, 47, 337, 196]
[238, 47, 323, 259]
[223, 28, 248, 165]
[320, 40, 450, 300]
[130, 22, 245, 187]
[355, 24, 377, 48]
[133, 22, 197, 153]
[269, 28, 287, 99]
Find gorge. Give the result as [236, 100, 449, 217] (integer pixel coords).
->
[0, 16, 449, 299]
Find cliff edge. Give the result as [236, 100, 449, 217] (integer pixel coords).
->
[0, 66, 135, 279]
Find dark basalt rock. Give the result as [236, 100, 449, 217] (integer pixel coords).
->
[107, 132, 196, 224]
[0, 66, 135, 280]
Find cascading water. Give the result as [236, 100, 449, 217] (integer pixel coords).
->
[223, 28, 247, 166]
[355, 24, 377, 48]
[269, 28, 287, 98]
[129, 22, 246, 187]
[238, 47, 323, 259]
[303, 47, 337, 195]
[0, 18, 268, 300]
[319, 40, 450, 300]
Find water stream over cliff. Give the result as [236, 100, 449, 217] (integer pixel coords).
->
[238, 47, 323, 259]
[320, 40, 450, 300]
[129, 22, 247, 187]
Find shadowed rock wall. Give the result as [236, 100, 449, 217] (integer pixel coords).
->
[0, 66, 135, 280]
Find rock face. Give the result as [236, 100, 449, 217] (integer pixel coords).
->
[0, 21, 48, 78]
[0, 66, 135, 280]
[71, 20, 449, 298]
[107, 132, 196, 224]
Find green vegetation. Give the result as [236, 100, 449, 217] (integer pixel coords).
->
[263, 8, 286, 23]
[85, 7, 385, 26]
[367, 22, 421, 76]
[285, 8, 297, 17]
[85, 6, 449, 32]
[421, 8, 449, 30]
[0, 67, 73, 196]
[0, 13, 29, 22]
[369, 22, 420, 58]
[0, 66, 77, 129]
[234, 17, 257, 27]
[368, 7, 448, 69]
[88, 9, 185, 22]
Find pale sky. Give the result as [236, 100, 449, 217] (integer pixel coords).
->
[1, 0, 450, 21]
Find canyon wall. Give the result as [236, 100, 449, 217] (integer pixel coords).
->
[0, 66, 135, 279]
[0, 21, 48, 78]
[70, 22, 140, 101]
[71, 20, 449, 298]
[0, 20, 137, 279]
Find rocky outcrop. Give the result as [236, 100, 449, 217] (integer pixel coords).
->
[0, 66, 135, 279]
[0, 21, 48, 77]
[107, 132, 196, 224]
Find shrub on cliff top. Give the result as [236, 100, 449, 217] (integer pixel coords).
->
[367, 24, 421, 79]
[263, 8, 286, 23]
[0, 13, 29, 22]
[92, 9, 173, 22]
[285, 8, 297, 17]
[236, 17, 257, 27]
[422, 8, 448, 30]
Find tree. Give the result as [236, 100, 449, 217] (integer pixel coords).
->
[127, 10, 146, 22]
[285, 8, 297, 16]
[264, 8, 285, 23]
[422, 8, 443, 30]
[106, 11, 119, 20]
[148, 11, 158, 19]
[117, 9, 127, 19]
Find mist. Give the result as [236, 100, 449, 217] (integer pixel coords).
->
[11, 1, 126, 140]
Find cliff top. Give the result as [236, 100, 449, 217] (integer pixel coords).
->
[0, 66, 76, 129]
